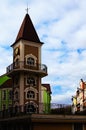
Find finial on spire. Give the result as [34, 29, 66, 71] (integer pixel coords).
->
[25, 2, 30, 14]
[26, 7, 28, 14]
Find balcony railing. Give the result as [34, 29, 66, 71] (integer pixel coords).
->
[6, 61, 47, 74]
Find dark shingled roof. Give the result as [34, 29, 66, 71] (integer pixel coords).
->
[11, 13, 43, 46]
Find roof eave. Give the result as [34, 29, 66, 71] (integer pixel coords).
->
[11, 38, 44, 47]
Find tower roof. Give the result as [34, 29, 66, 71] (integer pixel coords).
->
[11, 13, 43, 46]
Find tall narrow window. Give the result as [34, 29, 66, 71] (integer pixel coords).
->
[9, 90, 13, 100]
[2, 90, 6, 100]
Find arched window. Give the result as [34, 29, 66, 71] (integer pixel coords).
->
[25, 102, 37, 113]
[27, 57, 35, 65]
[27, 91, 35, 99]
[27, 77, 36, 86]
[25, 54, 37, 66]
[24, 87, 38, 100]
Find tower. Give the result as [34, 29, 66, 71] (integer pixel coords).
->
[6, 13, 47, 113]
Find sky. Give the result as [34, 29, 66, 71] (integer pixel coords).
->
[0, 0, 86, 104]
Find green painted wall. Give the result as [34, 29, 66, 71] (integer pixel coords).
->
[0, 76, 12, 111]
[43, 89, 51, 113]
[0, 89, 12, 111]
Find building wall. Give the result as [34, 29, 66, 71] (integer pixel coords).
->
[1, 119, 86, 130]
[0, 113, 86, 130]
[33, 123, 72, 130]
[72, 79, 86, 113]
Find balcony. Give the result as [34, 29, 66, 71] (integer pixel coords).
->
[6, 61, 47, 77]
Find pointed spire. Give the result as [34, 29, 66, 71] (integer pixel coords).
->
[11, 13, 43, 46]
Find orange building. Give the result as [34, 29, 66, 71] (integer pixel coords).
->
[72, 79, 86, 113]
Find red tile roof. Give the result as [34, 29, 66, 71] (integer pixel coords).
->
[11, 13, 43, 46]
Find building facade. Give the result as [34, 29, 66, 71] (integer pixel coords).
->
[72, 79, 86, 113]
[0, 13, 51, 113]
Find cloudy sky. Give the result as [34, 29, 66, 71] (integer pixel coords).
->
[0, 0, 86, 104]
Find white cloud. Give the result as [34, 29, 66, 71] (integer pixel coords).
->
[1, 0, 86, 104]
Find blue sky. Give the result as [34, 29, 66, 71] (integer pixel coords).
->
[0, 0, 86, 104]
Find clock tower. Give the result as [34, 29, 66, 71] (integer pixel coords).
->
[6, 13, 47, 113]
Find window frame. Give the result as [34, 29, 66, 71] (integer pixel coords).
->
[27, 91, 35, 99]
[27, 57, 35, 66]
[25, 54, 37, 66]
[24, 87, 38, 100]
[26, 76, 36, 86]
[2, 90, 6, 100]
[9, 90, 13, 100]
[25, 102, 37, 113]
